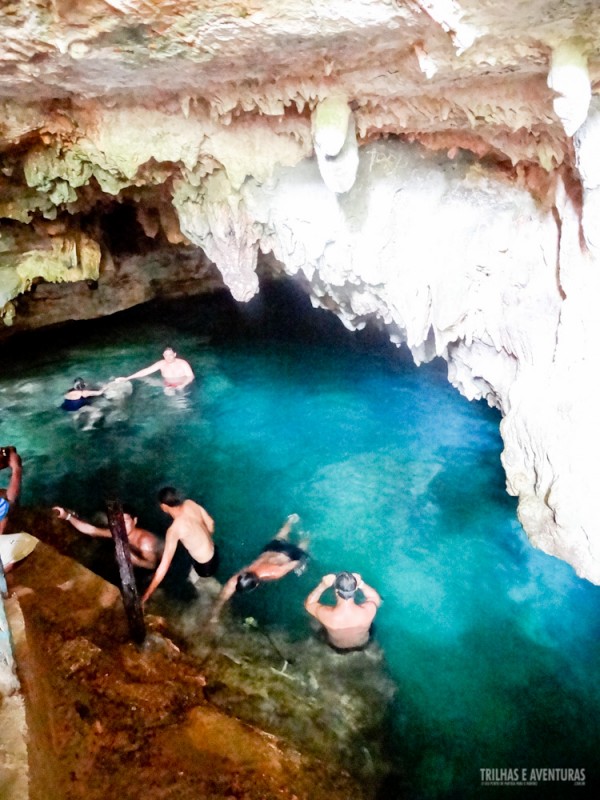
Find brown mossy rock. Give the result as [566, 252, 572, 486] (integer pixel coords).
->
[7, 542, 371, 799]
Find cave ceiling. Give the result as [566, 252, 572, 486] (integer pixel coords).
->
[2, 1, 597, 162]
[1, 2, 598, 276]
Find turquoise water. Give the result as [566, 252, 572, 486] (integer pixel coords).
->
[1, 282, 599, 798]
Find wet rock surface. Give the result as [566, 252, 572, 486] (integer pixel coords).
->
[167, 585, 399, 785]
[5, 513, 398, 798]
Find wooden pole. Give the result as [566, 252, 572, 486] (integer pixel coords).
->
[106, 499, 146, 644]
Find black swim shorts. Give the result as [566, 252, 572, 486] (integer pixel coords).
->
[190, 545, 220, 578]
[261, 538, 306, 563]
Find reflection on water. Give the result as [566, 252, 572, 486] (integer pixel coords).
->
[1, 283, 599, 798]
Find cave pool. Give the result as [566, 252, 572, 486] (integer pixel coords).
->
[1, 281, 598, 799]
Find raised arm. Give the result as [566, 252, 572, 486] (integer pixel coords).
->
[141, 529, 178, 604]
[304, 573, 336, 617]
[53, 506, 110, 537]
[6, 449, 22, 504]
[353, 573, 382, 607]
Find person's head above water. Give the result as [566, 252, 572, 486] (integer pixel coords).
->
[236, 571, 260, 593]
[73, 378, 86, 391]
[157, 486, 184, 507]
[163, 347, 176, 361]
[120, 504, 138, 531]
[334, 571, 358, 600]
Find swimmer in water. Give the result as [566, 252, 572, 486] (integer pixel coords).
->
[61, 378, 106, 411]
[114, 347, 194, 392]
[304, 571, 382, 652]
[209, 514, 308, 623]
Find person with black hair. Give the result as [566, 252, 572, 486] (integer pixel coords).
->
[141, 487, 217, 604]
[53, 505, 162, 570]
[210, 514, 308, 622]
[61, 378, 106, 411]
[304, 571, 381, 651]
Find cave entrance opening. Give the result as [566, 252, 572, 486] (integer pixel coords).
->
[99, 200, 161, 256]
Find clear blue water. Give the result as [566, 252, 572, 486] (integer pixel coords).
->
[1, 282, 599, 798]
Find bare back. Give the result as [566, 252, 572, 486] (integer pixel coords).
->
[315, 601, 377, 649]
[248, 551, 300, 582]
[167, 499, 214, 563]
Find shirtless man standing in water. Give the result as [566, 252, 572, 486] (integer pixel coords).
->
[304, 571, 381, 651]
[142, 487, 218, 604]
[116, 347, 194, 390]
[53, 505, 163, 570]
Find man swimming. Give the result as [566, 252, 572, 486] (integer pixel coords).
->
[115, 347, 194, 390]
[210, 514, 307, 622]
[304, 571, 381, 651]
[141, 487, 218, 604]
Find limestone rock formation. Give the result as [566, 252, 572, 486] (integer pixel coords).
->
[2, 1, 600, 581]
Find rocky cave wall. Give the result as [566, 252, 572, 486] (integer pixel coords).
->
[1, 0, 600, 582]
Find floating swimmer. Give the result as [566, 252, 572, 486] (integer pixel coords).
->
[61, 377, 106, 411]
[210, 514, 309, 623]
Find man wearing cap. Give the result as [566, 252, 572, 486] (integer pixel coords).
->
[0, 446, 22, 537]
[304, 571, 381, 651]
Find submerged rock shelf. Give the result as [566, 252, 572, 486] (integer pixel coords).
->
[3, 518, 393, 799]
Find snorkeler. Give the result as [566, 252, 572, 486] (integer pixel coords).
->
[53, 505, 163, 570]
[62, 378, 106, 411]
[141, 487, 218, 604]
[115, 347, 194, 391]
[209, 514, 308, 623]
[304, 571, 381, 652]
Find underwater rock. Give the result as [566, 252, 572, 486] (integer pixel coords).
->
[5, 541, 370, 799]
